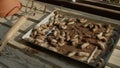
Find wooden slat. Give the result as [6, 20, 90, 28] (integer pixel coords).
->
[105, 66, 111, 68]
[116, 39, 120, 50]
[107, 49, 120, 68]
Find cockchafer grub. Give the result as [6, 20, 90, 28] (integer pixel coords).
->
[59, 35, 65, 41]
[35, 35, 45, 41]
[61, 25, 67, 29]
[68, 51, 76, 57]
[58, 37, 65, 46]
[61, 17, 67, 21]
[66, 35, 70, 41]
[93, 25, 98, 32]
[106, 24, 113, 33]
[80, 18, 87, 23]
[97, 32, 103, 39]
[41, 28, 49, 34]
[40, 24, 48, 29]
[35, 39, 44, 43]
[97, 41, 106, 50]
[97, 32, 107, 42]
[61, 31, 66, 37]
[49, 47, 58, 52]
[67, 21, 75, 25]
[105, 33, 112, 37]
[69, 18, 76, 22]
[81, 42, 90, 49]
[83, 23, 90, 28]
[73, 35, 79, 38]
[78, 52, 90, 57]
[51, 39, 57, 43]
[47, 36, 57, 43]
[71, 38, 79, 46]
[53, 30, 58, 37]
[58, 41, 65, 46]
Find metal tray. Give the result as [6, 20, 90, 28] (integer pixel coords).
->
[22, 10, 120, 68]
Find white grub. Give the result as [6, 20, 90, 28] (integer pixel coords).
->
[61, 31, 66, 37]
[41, 24, 48, 29]
[87, 47, 98, 63]
[83, 23, 89, 28]
[106, 24, 113, 33]
[35, 39, 44, 43]
[93, 25, 98, 32]
[49, 47, 57, 52]
[55, 14, 60, 19]
[53, 30, 57, 37]
[105, 33, 112, 37]
[97, 32, 107, 42]
[78, 57, 88, 61]
[36, 36, 45, 41]
[61, 25, 67, 29]
[42, 29, 49, 34]
[51, 39, 57, 43]
[80, 18, 87, 23]
[71, 38, 79, 46]
[58, 39, 65, 46]
[78, 52, 90, 57]
[59, 35, 65, 40]
[97, 41, 106, 50]
[61, 17, 66, 21]
[58, 41, 65, 46]
[74, 35, 79, 38]
[68, 51, 76, 57]
[68, 21, 75, 25]
[97, 32, 103, 39]
[69, 18, 76, 22]
[40, 42, 48, 48]
[81, 43, 90, 49]
[66, 35, 70, 41]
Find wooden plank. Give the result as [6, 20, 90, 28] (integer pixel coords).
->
[116, 39, 120, 50]
[107, 49, 120, 68]
[105, 66, 111, 68]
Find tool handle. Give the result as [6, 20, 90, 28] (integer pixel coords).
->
[0, 15, 27, 52]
